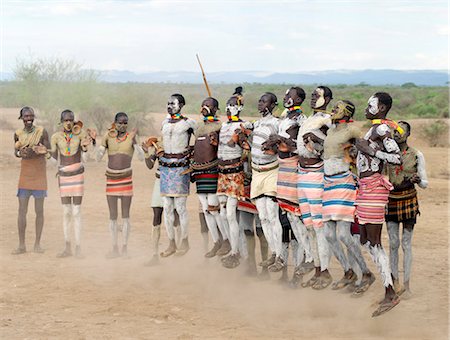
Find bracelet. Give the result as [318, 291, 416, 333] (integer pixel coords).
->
[15, 149, 21, 158]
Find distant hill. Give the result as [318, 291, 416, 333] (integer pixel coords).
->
[99, 69, 449, 86]
[2, 69, 448, 86]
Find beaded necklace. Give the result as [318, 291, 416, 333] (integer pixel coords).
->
[203, 115, 219, 122]
[227, 115, 240, 122]
[116, 132, 129, 143]
[288, 106, 303, 112]
[64, 132, 73, 155]
[171, 113, 184, 120]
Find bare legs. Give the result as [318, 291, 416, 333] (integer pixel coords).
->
[161, 196, 189, 257]
[360, 223, 399, 317]
[106, 195, 132, 258]
[387, 221, 414, 298]
[13, 196, 45, 254]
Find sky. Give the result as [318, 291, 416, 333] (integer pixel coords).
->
[1, 0, 449, 76]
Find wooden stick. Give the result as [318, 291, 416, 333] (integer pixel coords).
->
[196, 54, 212, 97]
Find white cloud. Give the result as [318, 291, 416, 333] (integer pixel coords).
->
[258, 44, 275, 51]
[436, 25, 449, 36]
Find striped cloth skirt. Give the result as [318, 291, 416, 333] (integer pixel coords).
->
[238, 174, 258, 214]
[323, 171, 357, 223]
[297, 162, 324, 228]
[277, 156, 300, 215]
[193, 167, 219, 194]
[106, 175, 133, 196]
[58, 162, 84, 197]
[355, 173, 393, 225]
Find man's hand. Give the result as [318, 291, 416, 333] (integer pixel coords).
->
[279, 142, 290, 152]
[410, 173, 421, 184]
[209, 132, 219, 146]
[355, 138, 375, 156]
[87, 128, 97, 140]
[141, 142, 149, 153]
[239, 123, 252, 136]
[20, 147, 33, 158]
[32, 143, 48, 155]
[80, 138, 91, 148]
[302, 132, 320, 145]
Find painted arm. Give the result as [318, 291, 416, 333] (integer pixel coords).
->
[13, 133, 21, 158]
[145, 153, 157, 170]
[279, 124, 299, 152]
[49, 133, 59, 160]
[374, 125, 401, 165]
[375, 137, 401, 165]
[415, 150, 428, 189]
[302, 132, 325, 156]
[96, 146, 106, 162]
[134, 143, 145, 161]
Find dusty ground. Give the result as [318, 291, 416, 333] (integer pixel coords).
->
[0, 108, 448, 339]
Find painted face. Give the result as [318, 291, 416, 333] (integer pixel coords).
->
[311, 88, 325, 109]
[394, 122, 409, 144]
[62, 113, 75, 132]
[366, 95, 379, 117]
[22, 110, 35, 130]
[257, 94, 273, 116]
[226, 97, 242, 117]
[283, 88, 300, 108]
[331, 101, 350, 120]
[200, 99, 217, 117]
[115, 116, 128, 133]
[167, 97, 181, 115]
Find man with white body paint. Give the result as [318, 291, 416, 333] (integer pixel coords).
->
[141, 136, 181, 266]
[262, 87, 312, 281]
[385, 120, 428, 299]
[158, 94, 196, 257]
[296, 86, 333, 289]
[322, 100, 375, 291]
[354, 92, 402, 317]
[250, 92, 284, 272]
[191, 97, 226, 258]
[216, 88, 252, 268]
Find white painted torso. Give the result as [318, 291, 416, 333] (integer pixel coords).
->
[161, 117, 196, 154]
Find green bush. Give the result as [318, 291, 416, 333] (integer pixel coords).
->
[0, 56, 448, 127]
[421, 120, 449, 147]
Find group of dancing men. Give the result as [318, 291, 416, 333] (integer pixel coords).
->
[13, 85, 427, 317]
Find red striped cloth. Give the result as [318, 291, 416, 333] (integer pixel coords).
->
[322, 172, 356, 222]
[277, 155, 301, 215]
[355, 173, 393, 224]
[237, 174, 258, 214]
[58, 163, 84, 197]
[106, 176, 133, 196]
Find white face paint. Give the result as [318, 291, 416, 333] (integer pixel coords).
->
[313, 88, 325, 109]
[201, 105, 211, 115]
[284, 98, 294, 108]
[167, 97, 181, 115]
[367, 96, 379, 116]
[226, 104, 242, 117]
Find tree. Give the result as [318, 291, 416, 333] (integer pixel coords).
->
[13, 56, 102, 133]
